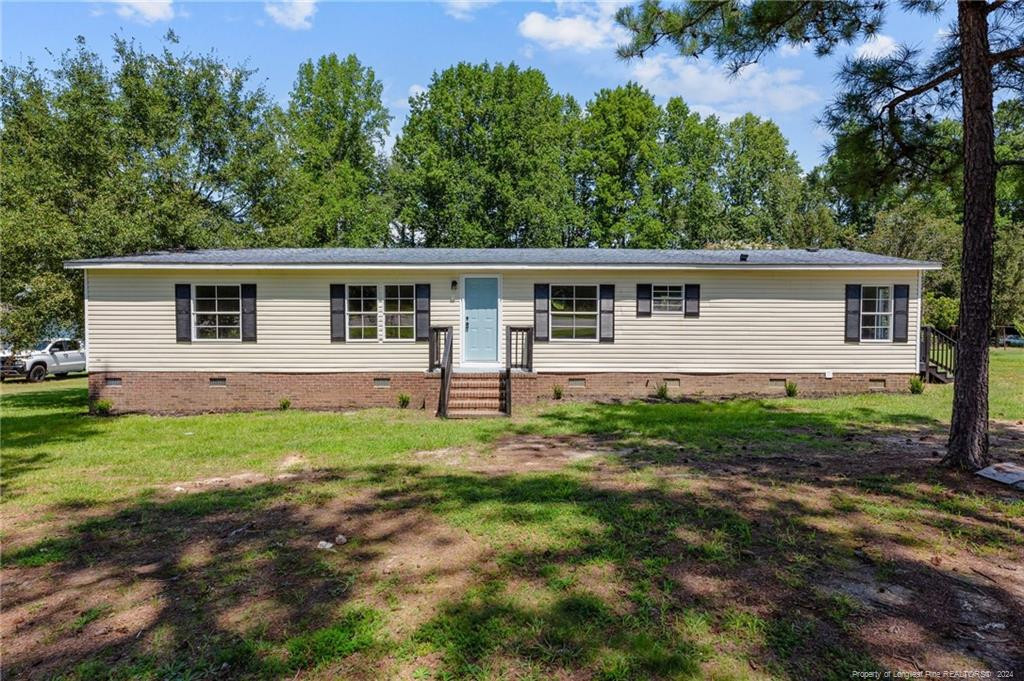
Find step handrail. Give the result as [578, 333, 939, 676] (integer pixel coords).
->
[920, 325, 957, 378]
[434, 326, 453, 417]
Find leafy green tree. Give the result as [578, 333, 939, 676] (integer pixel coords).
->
[617, 0, 1024, 470]
[718, 113, 802, 244]
[924, 292, 959, 333]
[279, 54, 392, 247]
[391, 62, 576, 247]
[863, 196, 961, 296]
[1, 34, 287, 351]
[657, 98, 724, 246]
[782, 167, 844, 249]
[576, 83, 665, 247]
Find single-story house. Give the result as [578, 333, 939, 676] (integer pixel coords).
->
[65, 248, 943, 416]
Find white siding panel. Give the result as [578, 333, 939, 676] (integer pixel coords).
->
[86, 268, 920, 374]
[502, 269, 920, 373]
[87, 269, 464, 372]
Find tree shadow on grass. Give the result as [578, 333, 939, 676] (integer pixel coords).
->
[1, 387, 107, 501]
[5, 458, 1022, 679]
[4, 393, 1022, 678]
[356, 463, 1024, 679]
[1, 385, 90, 412]
[2, 473, 399, 679]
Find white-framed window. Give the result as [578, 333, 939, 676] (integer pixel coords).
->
[347, 285, 379, 341]
[551, 285, 598, 340]
[384, 285, 415, 340]
[861, 285, 893, 341]
[346, 284, 417, 342]
[194, 285, 241, 340]
[652, 285, 684, 313]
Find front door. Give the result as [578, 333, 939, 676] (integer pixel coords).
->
[464, 277, 499, 364]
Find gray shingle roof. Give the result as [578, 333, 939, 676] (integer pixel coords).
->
[65, 248, 940, 269]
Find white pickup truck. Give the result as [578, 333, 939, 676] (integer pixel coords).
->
[1, 339, 87, 382]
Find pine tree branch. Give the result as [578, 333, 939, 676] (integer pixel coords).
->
[997, 159, 1024, 167]
[987, 0, 1008, 14]
[884, 44, 1024, 118]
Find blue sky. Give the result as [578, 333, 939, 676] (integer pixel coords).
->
[1, 0, 958, 170]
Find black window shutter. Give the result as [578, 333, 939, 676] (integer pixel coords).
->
[636, 283, 652, 317]
[330, 284, 346, 342]
[893, 284, 909, 343]
[684, 284, 700, 317]
[599, 284, 615, 343]
[845, 284, 862, 343]
[175, 284, 191, 342]
[534, 284, 550, 342]
[415, 283, 431, 342]
[240, 284, 257, 342]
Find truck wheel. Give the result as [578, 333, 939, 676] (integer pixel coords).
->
[27, 364, 47, 382]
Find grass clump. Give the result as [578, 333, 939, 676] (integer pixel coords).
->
[69, 606, 111, 634]
[655, 383, 669, 400]
[279, 397, 291, 410]
[398, 392, 411, 409]
[7, 537, 77, 567]
[553, 385, 563, 400]
[285, 607, 382, 669]
[91, 398, 112, 416]
[785, 380, 798, 398]
[909, 376, 925, 394]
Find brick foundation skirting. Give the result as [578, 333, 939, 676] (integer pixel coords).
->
[511, 371, 917, 405]
[89, 371, 441, 415]
[89, 370, 917, 415]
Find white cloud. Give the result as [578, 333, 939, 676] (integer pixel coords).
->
[111, 0, 175, 24]
[854, 34, 898, 59]
[442, 0, 497, 21]
[778, 43, 805, 58]
[518, 2, 628, 53]
[691, 104, 740, 123]
[630, 55, 820, 115]
[392, 83, 426, 110]
[264, 0, 317, 30]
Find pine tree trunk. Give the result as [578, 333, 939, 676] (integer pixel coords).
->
[945, 0, 995, 472]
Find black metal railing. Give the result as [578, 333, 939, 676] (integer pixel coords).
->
[921, 325, 957, 379]
[433, 326, 454, 417]
[506, 326, 534, 372]
[500, 367, 512, 416]
[429, 326, 449, 372]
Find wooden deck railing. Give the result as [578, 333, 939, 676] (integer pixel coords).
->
[505, 326, 534, 372]
[431, 326, 454, 417]
[920, 326, 957, 382]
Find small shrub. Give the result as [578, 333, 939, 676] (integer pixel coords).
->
[655, 383, 670, 400]
[553, 385, 563, 400]
[397, 393, 411, 409]
[909, 376, 925, 394]
[279, 398, 292, 410]
[784, 380, 798, 398]
[92, 399, 112, 416]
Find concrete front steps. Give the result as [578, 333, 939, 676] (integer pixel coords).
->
[446, 372, 507, 418]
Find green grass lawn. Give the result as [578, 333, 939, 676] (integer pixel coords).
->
[2, 351, 1022, 680]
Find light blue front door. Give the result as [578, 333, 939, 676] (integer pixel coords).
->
[464, 277, 499, 363]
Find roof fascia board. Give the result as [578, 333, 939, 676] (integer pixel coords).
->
[65, 262, 942, 271]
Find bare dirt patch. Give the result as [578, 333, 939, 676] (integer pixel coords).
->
[413, 433, 619, 474]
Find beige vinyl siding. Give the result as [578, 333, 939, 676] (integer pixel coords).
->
[86, 269, 464, 372]
[86, 267, 920, 374]
[501, 269, 921, 374]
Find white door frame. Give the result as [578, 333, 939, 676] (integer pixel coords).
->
[459, 274, 503, 370]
